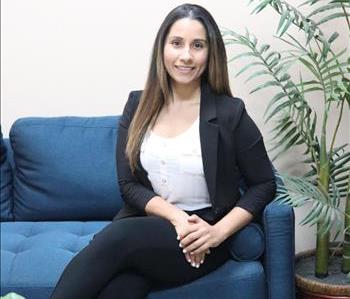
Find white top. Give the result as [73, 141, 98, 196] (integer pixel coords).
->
[140, 117, 212, 211]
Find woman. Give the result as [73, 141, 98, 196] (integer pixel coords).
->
[50, 3, 276, 299]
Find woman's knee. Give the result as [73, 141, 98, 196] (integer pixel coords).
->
[87, 219, 134, 257]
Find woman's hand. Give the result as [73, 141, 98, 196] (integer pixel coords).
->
[178, 214, 226, 255]
[171, 212, 210, 268]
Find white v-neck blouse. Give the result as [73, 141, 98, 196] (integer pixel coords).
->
[140, 117, 211, 211]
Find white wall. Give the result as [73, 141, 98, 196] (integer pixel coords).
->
[2, 0, 349, 253]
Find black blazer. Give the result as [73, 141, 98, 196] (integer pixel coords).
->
[113, 81, 276, 223]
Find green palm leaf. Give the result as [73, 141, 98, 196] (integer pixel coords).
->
[298, 57, 322, 81]
[244, 70, 272, 83]
[228, 52, 258, 63]
[275, 174, 343, 235]
[265, 99, 295, 122]
[233, 61, 266, 77]
[264, 92, 288, 117]
[316, 12, 349, 25]
[307, 3, 347, 18]
[320, 48, 348, 67]
[250, 80, 280, 94]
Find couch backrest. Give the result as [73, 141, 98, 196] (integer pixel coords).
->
[1, 132, 14, 221]
[8, 116, 123, 221]
[2, 115, 281, 222]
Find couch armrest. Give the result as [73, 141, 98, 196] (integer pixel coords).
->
[262, 201, 295, 299]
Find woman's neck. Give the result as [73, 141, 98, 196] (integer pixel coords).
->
[170, 80, 201, 103]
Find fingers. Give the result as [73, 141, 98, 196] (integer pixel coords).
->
[175, 213, 210, 269]
[179, 234, 211, 268]
[183, 235, 208, 254]
[180, 217, 210, 248]
[184, 247, 206, 268]
[193, 253, 202, 268]
[183, 250, 209, 268]
[189, 243, 212, 255]
[187, 214, 201, 223]
[183, 242, 208, 268]
[186, 252, 204, 268]
[180, 230, 202, 249]
[177, 224, 198, 241]
[177, 214, 208, 241]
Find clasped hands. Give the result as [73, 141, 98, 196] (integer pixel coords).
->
[174, 213, 224, 269]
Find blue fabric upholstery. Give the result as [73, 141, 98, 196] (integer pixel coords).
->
[227, 222, 264, 261]
[263, 202, 295, 299]
[149, 261, 266, 299]
[1, 221, 267, 299]
[1, 222, 109, 299]
[1, 130, 14, 221]
[1, 116, 295, 299]
[9, 117, 122, 221]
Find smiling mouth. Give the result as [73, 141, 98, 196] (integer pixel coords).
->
[175, 66, 195, 73]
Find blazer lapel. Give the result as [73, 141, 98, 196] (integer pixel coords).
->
[199, 81, 219, 204]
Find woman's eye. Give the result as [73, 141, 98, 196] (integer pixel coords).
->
[171, 40, 181, 47]
[193, 42, 204, 49]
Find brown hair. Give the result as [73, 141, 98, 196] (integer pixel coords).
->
[126, 3, 232, 173]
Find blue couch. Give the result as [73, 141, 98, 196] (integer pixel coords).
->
[0, 116, 295, 299]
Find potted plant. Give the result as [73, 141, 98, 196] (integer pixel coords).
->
[222, 0, 350, 297]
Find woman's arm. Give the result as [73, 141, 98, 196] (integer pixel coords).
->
[233, 102, 276, 219]
[145, 196, 187, 224]
[179, 207, 253, 255]
[117, 91, 159, 211]
[179, 101, 276, 254]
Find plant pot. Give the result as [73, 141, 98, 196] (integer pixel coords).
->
[296, 249, 350, 299]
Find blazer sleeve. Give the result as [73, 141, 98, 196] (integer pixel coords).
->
[116, 91, 158, 212]
[233, 101, 276, 218]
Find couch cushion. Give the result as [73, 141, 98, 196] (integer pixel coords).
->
[10, 116, 122, 221]
[1, 131, 14, 221]
[1, 221, 267, 299]
[149, 260, 266, 299]
[0, 221, 109, 299]
[227, 222, 265, 261]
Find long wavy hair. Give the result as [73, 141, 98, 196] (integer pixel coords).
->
[126, 3, 232, 173]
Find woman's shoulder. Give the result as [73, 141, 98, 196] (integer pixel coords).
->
[215, 93, 246, 120]
[212, 92, 259, 131]
[123, 90, 143, 112]
[127, 90, 143, 103]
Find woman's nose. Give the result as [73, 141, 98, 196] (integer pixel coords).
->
[179, 46, 192, 61]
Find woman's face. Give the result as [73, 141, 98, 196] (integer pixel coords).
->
[163, 18, 209, 88]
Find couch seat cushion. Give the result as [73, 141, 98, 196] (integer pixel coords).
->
[149, 260, 266, 299]
[1, 221, 109, 299]
[1, 221, 267, 299]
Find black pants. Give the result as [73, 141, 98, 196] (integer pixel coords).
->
[50, 208, 230, 299]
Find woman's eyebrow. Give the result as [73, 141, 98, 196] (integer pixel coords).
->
[194, 39, 208, 43]
[168, 36, 208, 43]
